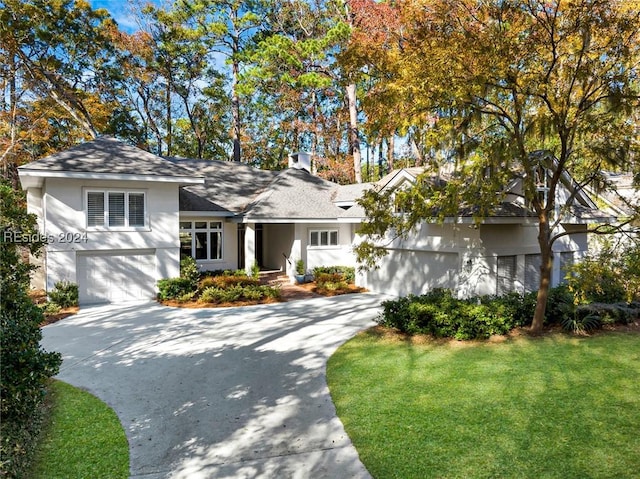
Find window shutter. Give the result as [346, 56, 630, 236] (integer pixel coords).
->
[497, 255, 517, 295]
[524, 254, 541, 293]
[108, 192, 125, 227]
[128, 193, 145, 227]
[87, 192, 105, 227]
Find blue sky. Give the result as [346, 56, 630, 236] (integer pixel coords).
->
[89, 0, 160, 33]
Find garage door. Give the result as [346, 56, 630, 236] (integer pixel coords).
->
[77, 251, 157, 305]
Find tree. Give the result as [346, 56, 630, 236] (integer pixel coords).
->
[0, 0, 119, 182]
[352, 0, 640, 331]
[0, 181, 61, 476]
[169, 0, 268, 162]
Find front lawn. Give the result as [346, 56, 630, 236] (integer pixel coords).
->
[29, 380, 129, 479]
[327, 329, 640, 479]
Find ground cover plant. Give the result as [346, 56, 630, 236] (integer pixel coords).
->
[29, 380, 129, 479]
[327, 329, 640, 479]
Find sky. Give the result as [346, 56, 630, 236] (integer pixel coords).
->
[89, 0, 159, 33]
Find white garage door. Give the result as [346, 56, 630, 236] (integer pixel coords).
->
[77, 251, 157, 305]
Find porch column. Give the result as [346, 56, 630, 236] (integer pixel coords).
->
[244, 222, 256, 275]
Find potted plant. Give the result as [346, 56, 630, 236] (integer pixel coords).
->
[295, 259, 306, 284]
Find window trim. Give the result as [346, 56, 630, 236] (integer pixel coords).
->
[309, 229, 339, 248]
[85, 189, 148, 231]
[180, 220, 224, 261]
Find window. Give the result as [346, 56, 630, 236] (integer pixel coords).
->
[524, 254, 541, 293]
[497, 255, 517, 295]
[87, 190, 146, 229]
[180, 221, 223, 260]
[309, 229, 338, 247]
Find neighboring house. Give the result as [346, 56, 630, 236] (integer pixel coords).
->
[355, 158, 614, 298]
[17, 137, 612, 305]
[17, 136, 362, 305]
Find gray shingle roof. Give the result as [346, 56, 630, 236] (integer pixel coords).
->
[168, 158, 278, 214]
[18, 136, 196, 178]
[244, 169, 347, 220]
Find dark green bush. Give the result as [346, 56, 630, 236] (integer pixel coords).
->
[378, 289, 530, 339]
[47, 281, 78, 308]
[1, 181, 61, 477]
[575, 302, 640, 326]
[157, 277, 195, 300]
[544, 284, 575, 325]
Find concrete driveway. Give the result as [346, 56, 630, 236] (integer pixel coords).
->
[41, 293, 384, 479]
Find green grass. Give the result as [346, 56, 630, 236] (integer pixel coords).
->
[29, 380, 129, 479]
[327, 329, 640, 479]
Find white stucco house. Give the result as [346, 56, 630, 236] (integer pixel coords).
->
[17, 136, 611, 305]
[356, 163, 613, 298]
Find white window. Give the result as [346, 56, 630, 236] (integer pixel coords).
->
[86, 190, 146, 229]
[309, 229, 338, 247]
[180, 221, 223, 260]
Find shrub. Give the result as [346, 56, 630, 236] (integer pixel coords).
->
[47, 281, 78, 308]
[199, 284, 280, 303]
[157, 277, 195, 300]
[561, 312, 601, 334]
[296, 259, 305, 275]
[377, 289, 529, 339]
[199, 285, 243, 303]
[180, 256, 199, 287]
[565, 254, 627, 304]
[1, 181, 61, 477]
[575, 302, 640, 326]
[250, 261, 260, 279]
[199, 275, 259, 290]
[313, 266, 355, 283]
[544, 284, 575, 325]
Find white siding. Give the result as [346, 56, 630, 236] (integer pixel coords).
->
[360, 249, 459, 297]
[40, 178, 181, 296]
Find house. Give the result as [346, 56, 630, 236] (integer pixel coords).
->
[17, 136, 362, 305]
[355, 158, 615, 298]
[17, 137, 611, 305]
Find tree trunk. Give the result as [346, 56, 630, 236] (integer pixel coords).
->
[387, 135, 394, 171]
[165, 76, 172, 156]
[346, 83, 362, 183]
[531, 213, 552, 331]
[231, 57, 242, 162]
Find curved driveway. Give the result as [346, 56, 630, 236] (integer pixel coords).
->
[41, 293, 384, 479]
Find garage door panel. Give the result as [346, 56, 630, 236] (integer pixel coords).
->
[78, 251, 157, 305]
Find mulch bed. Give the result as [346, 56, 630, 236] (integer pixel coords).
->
[29, 290, 79, 327]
